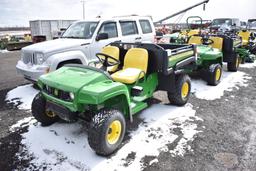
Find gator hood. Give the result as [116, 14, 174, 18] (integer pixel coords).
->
[22, 38, 91, 54]
[39, 66, 110, 92]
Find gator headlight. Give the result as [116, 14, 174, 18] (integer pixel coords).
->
[35, 53, 44, 64]
[69, 92, 75, 100]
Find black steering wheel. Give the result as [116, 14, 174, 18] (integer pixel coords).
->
[95, 53, 120, 69]
[201, 37, 214, 45]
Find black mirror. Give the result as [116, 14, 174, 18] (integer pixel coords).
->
[60, 28, 67, 32]
[96, 33, 108, 41]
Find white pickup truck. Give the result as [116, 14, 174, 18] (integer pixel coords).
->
[16, 15, 156, 82]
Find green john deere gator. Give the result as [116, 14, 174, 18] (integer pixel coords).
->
[186, 35, 223, 86]
[236, 30, 256, 63]
[166, 17, 223, 86]
[32, 42, 196, 156]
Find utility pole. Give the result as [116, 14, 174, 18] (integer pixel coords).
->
[81, 0, 86, 20]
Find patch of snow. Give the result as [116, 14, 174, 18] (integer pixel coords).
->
[94, 104, 202, 171]
[191, 71, 251, 100]
[16, 103, 202, 171]
[0, 49, 10, 53]
[149, 158, 158, 166]
[5, 84, 39, 110]
[240, 61, 256, 68]
[10, 117, 36, 132]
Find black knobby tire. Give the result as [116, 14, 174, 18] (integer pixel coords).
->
[31, 93, 58, 126]
[88, 108, 126, 156]
[207, 64, 222, 86]
[167, 74, 191, 106]
[227, 54, 240, 72]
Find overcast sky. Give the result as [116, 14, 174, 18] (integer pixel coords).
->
[0, 0, 255, 27]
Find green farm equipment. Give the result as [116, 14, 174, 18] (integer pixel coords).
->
[188, 32, 243, 71]
[169, 16, 223, 86]
[32, 42, 196, 156]
[187, 35, 223, 85]
[236, 30, 256, 63]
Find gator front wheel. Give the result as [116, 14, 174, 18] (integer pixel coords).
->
[167, 74, 191, 106]
[207, 64, 222, 86]
[88, 109, 126, 156]
[31, 93, 58, 126]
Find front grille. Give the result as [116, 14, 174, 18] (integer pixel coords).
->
[43, 85, 72, 102]
[22, 51, 37, 64]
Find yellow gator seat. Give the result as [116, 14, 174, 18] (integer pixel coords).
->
[187, 29, 200, 37]
[100, 46, 120, 72]
[111, 48, 148, 84]
[188, 36, 223, 51]
[238, 30, 251, 46]
[188, 36, 202, 45]
[209, 36, 223, 51]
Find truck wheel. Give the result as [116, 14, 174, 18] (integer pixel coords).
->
[227, 54, 240, 72]
[207, 64, 222, 86]
[32, 93, 58, 126]
[168, 74, 191, 106]
[88, 108, 126, 156]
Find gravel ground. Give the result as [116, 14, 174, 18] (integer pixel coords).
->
[0, 51, 256, 171]
[145, 67, 256, 171]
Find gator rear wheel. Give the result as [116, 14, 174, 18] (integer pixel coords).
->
[207, 64, 222, 86]
[32, 93, 58, 126]
[88, 108, 126, 156]
[227, 54, 240, 72]
[167, 74, 191, 106]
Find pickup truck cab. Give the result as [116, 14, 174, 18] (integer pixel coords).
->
[210, 18, 241, 33]
[16, 15, 155, 82]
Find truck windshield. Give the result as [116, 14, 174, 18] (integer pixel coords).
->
[62, 21, 98, 39]
[212, 19, 232, 26]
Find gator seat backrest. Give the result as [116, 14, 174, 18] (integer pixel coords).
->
[123, 48, 148, 74]
[111, 48, 148, 84]
[101, 46, 120, 72]
[238, 31, 251, 45]
[209, 36, 223, 51]
[188, 36, 202, 45]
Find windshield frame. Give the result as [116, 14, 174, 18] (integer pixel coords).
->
[61, 21, 99, 39]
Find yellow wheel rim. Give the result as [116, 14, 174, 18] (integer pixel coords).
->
[107, 120, 122, 145]
[215, 68, 221, 81]
[45, 110, 56, 118]
[181, 82, 189, 99]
